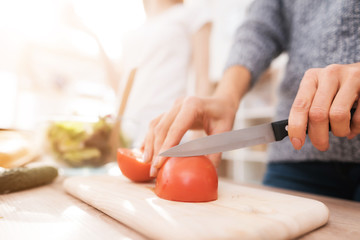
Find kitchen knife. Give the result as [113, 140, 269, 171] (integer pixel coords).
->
[159, 108, 356, 157]
[159, 119, 288, 157]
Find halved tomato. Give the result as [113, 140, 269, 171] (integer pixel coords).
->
[117, 148, 154, 182]
[155, 156, 218, 202]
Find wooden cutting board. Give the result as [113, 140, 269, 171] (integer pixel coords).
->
[63, 175, 329, 240]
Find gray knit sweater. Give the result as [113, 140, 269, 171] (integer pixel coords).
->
[226, 0, 360, 163]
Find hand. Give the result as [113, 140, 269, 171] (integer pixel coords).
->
[288, 63, 360, 151]
[142, 96, 238, 177]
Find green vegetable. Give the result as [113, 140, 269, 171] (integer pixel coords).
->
[0, 166, 58, 194]
[47, 116, 113, 167]
[62, 148, 102, 167]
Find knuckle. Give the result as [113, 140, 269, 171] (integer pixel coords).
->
[143, 131, 152, 144]
[329, 108, 349, 122]
[324, 64, 342, 75]
[168, 125, 181, 137]
[181, 96, 204, 116]
[303, 68, 318, 78]
[332, 129, 349, 138]
[149, 118, 159, 129]
[153, 137, 164, 152]
[311, 138, 329, 151]
[183, 96, 202, 109]
[316, 144, 329, 152]
[309, 108, 328, 123]
[354, 68, 360, 77]
[347, 68, 360, 82]
[292, 98, 311, 113]
[287, 124, 301, 134]
[173, 97, 185, 106]
[154, 124, 166, 136]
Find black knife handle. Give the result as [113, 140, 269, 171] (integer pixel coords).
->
[271, 119, 289, 141]
[271, 108, 356, 141]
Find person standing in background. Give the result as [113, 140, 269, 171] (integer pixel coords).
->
[118, 0, 215, 148]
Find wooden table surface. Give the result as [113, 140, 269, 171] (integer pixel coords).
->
[254, 184, 360, 240]
[1, 176, 359, 240]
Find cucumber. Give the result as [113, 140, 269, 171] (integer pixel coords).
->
[0, 166, 58, 194]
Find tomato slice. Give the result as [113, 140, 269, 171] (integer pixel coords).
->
[155, 156, 218, 202]
[117, 148, 154, 182]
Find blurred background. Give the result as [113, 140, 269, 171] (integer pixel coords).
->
[0, 0, 286, 183]
[0, 0, 145, 128]
[0, 0, 250, 127]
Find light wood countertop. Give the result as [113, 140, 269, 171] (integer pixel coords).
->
[1, 176, 359, 240]
[258, 184, 360, 240]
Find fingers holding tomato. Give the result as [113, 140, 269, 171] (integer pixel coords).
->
[143, 96, 237, 177]
[147, 97, 207, 177]
[142, 114, 163, 164]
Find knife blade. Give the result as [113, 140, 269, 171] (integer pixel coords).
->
[159, 119, 288, 157]
[159, 108, 356, 157]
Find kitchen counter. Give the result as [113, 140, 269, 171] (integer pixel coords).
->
[256, 184, 360, 240]
[1, 175, 359, 240]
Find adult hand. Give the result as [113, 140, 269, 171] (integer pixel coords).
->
[142, 65, 251, 177]
[288, 63, 360, 151]
[142, 96, 238, 177]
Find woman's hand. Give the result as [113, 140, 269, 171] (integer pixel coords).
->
[142, 66, 251, 177]
[288, 63, 360, 151]
[143, 96, 238, 177]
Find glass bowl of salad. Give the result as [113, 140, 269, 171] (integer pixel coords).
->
[45, 115, 116, 168]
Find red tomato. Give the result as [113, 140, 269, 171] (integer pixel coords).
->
[117, 148, 154, 182]
[155, 156, 218, 202]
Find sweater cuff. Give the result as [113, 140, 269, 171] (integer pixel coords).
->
[225, 40, 273, 87]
